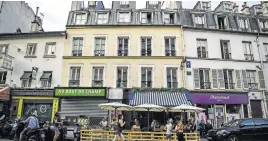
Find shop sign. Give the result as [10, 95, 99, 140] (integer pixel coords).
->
[55, 88, 106, 97]
[190, 93, 248, 104]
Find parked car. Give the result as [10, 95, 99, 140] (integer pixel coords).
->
[207, 118, 268, 141]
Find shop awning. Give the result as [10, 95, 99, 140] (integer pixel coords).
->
[40, 72, 52, 80]
[20, 72, 32, 80]
[129, 91, 192, 107]
[0, 87, 10, 101]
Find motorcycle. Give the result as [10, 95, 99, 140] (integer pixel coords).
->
[52, 121, 68, 141]
[9, 118, 20, 140]
[73, 123, 81, 141]
[0, 114, 12, 138]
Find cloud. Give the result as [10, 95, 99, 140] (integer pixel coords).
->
[26, 1, 260, 31]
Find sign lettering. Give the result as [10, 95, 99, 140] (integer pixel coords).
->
[55, 88, 105, 97]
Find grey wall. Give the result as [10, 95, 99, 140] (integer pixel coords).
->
[0, 1, 36, 33]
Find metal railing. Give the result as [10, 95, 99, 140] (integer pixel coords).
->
[167, 82, 178, 88]
[92, 80, 103, 87]
[80, 130, 200, 141]
[69, 80, 80, 87]
[248, 83, 258, 89]
[94, 50, 105, 56]
[197, 51, 207, 58]
[117, 50, 128, 56]
[244, 54, 254, 61]
[141, 49, 152, 56]
[116, 80, 127, 88]
[165, 50, 176, 56]
[225, 82, 235, 89]
[200, 82, 211, 89]
[222, 53, 231, 59]
[141, 81, 152, 88]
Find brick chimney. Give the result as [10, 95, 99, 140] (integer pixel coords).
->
[241, 2, 249, 14]
[30, 7, 40, 32]
[232, 2, 239, 13]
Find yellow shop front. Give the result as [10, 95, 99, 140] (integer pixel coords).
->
[10, 89, 59, 123]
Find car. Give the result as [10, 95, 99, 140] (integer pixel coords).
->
[206, 118, 268, 141]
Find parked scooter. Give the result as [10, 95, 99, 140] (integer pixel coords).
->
[9, 118, 20, 140]
[0, 114, 12, 138]
[73, 123, 81, 141]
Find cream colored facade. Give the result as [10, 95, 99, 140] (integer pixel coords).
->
[62, 27, 185, 88]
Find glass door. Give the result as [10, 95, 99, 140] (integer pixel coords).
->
[215, 105, 225, 128]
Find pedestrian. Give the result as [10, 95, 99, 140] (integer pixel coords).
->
[175, 117, 184, 141]
[99, 118, 108, 128]
[111, 114, 125, 141]
[165, 118, 173, 141]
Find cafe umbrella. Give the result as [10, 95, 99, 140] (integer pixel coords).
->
[98, 102, 132, 118]
[132, 104, 166, 129]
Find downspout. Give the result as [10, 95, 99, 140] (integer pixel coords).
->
[181, 25, 187, 88]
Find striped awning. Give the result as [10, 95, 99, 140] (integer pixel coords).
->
[129, 91, 191, 107]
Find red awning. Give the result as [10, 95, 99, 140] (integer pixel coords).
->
[0, 87, 10, 101]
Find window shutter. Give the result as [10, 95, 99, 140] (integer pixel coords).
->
[218, 69, 225, 89]
[193, 69, 200, 89]
[242, 70, 248, 89]
[211, 69, 218, 89]
[139, 12, 142, 23]
[258, 71, 266, 90]
[235, 70, 242, 89]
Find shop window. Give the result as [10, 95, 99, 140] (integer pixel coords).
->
[226, 104, 241, 121]
[23, 103, 52, 123]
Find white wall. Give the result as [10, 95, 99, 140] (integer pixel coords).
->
[0, 36, 64, 88]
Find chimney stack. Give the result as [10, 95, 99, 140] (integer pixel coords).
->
[30, 7, 41, 32]
[241, 2, 249, 14]
[232, 2, 239, 13]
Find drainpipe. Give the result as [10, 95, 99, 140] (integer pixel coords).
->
[255, 34, 267, 118]
[181, 25, 187, 88]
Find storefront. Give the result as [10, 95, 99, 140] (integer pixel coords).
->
[0, 87, 10, 115]
[11, 89, 59, 123]
[190, 92, 248, 128]
[54, 87, 109, 126]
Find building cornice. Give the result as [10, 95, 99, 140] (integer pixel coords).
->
[187, 56, 267, 63]
[0, 31, 66, 40]
[62, 56, 184, 59]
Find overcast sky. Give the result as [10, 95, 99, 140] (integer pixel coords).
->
[26, 1, 260, 31]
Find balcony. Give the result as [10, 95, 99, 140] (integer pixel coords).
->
[222, 53, 232, 59]
[116, 80, 127, 88]
[141, 81, 152, 88]
[69, 80, 80, 87]
[225, 82, 235, 89]
[197, 51, 207, 58]
[244, 54, 254, 61]
[94, 50, 105, 56]
[200, 82, 211, 89]
[92, 80, 103, 87]
[248, 83, 258, 89]
[167, 82, 178, 88]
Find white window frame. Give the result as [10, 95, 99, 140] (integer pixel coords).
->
[90, 64, 106, 87]
[21, 79, 32, 88]
[138, 65, 155, 88]
[246, 70, 257, 89]
[163, 13, 175, 24]
[74, 13, 87, 25]
[92, 35, 108, 56]
[163, 35, 178, 56]
[120, 1, 129, 5]
[0, 71, 7, 84]
[45, 42, 56, 56]
[199, 69, 210, 89]
[70, 35, 85, 56]
[140, 12, 153, 24]
[223, 69, 234, 89]
[68, 64, 83, 87]
[0, 44, 8, 54]
[139, 35, 154, 56]
[26, 43, 37, 56]
[224, 3, 232, 10]
[96, 13, 109, 24]
[118, 12, 131, 23]
[196, 39, 207, 58]
[194, 15, 205, 25]
[116, 35, 130, 56]
[163, 65, 180, 88]
[202, 2, 210, 10]
[239, 18, 249, 29]
[260, 20, 268, 29]
[113, 65, 131, 88]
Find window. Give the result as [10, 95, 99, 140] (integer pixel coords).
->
[0, 44, 8, 54]
[116, 67, 128, 88]
[260, 20, 268, 29]
[0, 71, 7, 84]
[218, 16, 227, 30]
[202, 2, 210, 10]
[75, 13, 86, 25]
[264, 43, 268, 61]
[118, 37, 128, 56]
[92, 67, 104, 87]
[197, 39, 207, 58]
[94, 37, 106, 56]
[165, 37, 176, 56]
[141, 37, 152, 56]
[21, 79, 32, 88]
[141, 67, 152, 88]
[166, 67, 178, 88]
[120, 1, 129, 8]
[26, 44, 37, 56]
[20, 71, 32, 88]
[223, 70, 234, 89]
[220, 40, 231, 59]
[45, 43, 56, 56]
[69, 67, 80, 87]
[88, 1, 97, 6]
[225, 3, 232, 10]
[141, 13, 152, 24]
[246, 70, 257, 89]
[243, 42, 254, 61]
[149, 1, 158, 5]
[240, 119, 254, 126]
[239, 18, 249, 30]
[199, 69, 210, 89]
[194, 15, 205, 26]
[40, 72, 52, 88]
[119, 13, 130, 23]
[253, 119, 268, 126]
[164, 13, 175, 24]
[72, 37, 83, 56]
[97, 13, 108, 24]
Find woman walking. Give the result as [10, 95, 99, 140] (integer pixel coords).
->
[111, 114, 125, 141]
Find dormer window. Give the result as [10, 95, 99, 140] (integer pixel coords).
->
[238, 18, 249, 31]
[164, 13, 175, 24]
[97, 13, 108, 24]
[148, 1, 159, 8]
[202, 2, 210, 10]
[194, 15, 205, 27]
[225, 3, 232, 11]
[75, 13, 86, 25]
[120, 1, 129, 8]
[217, 16, 228, 30]
[260, 20, 268, 30]
[119, 12, 130, 23]
[141, 12, 152, 24]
